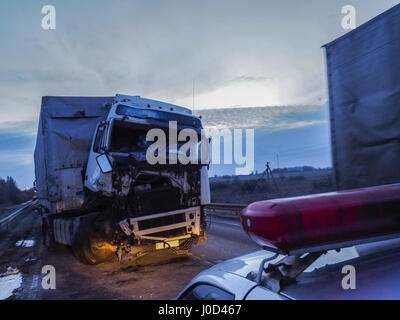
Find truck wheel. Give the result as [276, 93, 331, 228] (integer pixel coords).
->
[72, 218, 115, 265]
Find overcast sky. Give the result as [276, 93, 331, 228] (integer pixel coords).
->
[0, 0, 399, 188]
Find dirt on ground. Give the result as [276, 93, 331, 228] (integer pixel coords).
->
[0, 207, 258, 300]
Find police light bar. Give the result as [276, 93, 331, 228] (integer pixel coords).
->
[241, 183, 400, 255]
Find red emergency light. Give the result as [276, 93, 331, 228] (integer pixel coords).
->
[241, 184, 400, 254]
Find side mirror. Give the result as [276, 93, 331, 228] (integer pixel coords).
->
[96, 154, 113, 173]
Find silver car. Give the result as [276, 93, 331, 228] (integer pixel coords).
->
[177, 238, 400, 300]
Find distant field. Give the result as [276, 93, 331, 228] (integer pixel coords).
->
[210, 169, 334, 204]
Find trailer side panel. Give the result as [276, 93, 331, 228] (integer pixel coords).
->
[34, 96, 112, 213]
[324, 4, 400, 190]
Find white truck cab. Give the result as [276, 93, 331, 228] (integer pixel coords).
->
[35, 94, 210, 265]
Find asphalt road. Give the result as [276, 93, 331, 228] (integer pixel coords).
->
[0, 207, 258, 300]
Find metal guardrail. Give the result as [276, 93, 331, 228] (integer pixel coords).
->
[205, 203, 247, 219]
[0, 201, 242, 231]
[0, 200, 36, 231]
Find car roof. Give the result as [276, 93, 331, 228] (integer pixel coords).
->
[195, 237, 400, 299]
[283, 245, 400, 299]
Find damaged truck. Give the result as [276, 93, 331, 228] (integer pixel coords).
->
[34, 94, 210, 265]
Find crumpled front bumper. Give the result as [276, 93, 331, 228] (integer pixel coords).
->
[118, 206, 202, 244]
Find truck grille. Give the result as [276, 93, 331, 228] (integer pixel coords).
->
[137, 212, 186, 230]
[130, 187, 181, 217]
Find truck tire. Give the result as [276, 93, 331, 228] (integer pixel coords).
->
[71, 218, 115, 265]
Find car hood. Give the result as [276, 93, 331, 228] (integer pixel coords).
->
[208, 250, 282, 278]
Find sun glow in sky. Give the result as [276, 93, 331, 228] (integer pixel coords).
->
[182, 79, 281, 109]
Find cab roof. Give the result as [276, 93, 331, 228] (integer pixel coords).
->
[113, 94, 195, 117]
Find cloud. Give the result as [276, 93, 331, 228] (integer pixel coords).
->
[0, 152, 33, 166]
[0, 0, 398, 187]
[0, 0, 337, 126]
[1, 0, 396, 122]
[198, 104, 329, 131]
[0, 121, 38, 137]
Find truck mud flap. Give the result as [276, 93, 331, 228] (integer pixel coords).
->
[53, 217, 81, 246]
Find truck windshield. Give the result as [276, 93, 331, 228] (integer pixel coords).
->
[116, 104, 202, 128]
[109, 120, 205, 164]
[109, 121, 152, 154]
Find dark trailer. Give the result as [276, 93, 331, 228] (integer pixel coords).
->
[324, 4, 400, 190]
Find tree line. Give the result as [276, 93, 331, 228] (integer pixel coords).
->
[0, 176, 34, 205]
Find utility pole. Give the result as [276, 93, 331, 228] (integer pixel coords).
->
[276, 153, 279, 169]
[253, 162, 280, 194]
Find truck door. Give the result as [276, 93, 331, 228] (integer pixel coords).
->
[84, 121, 111, 192]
